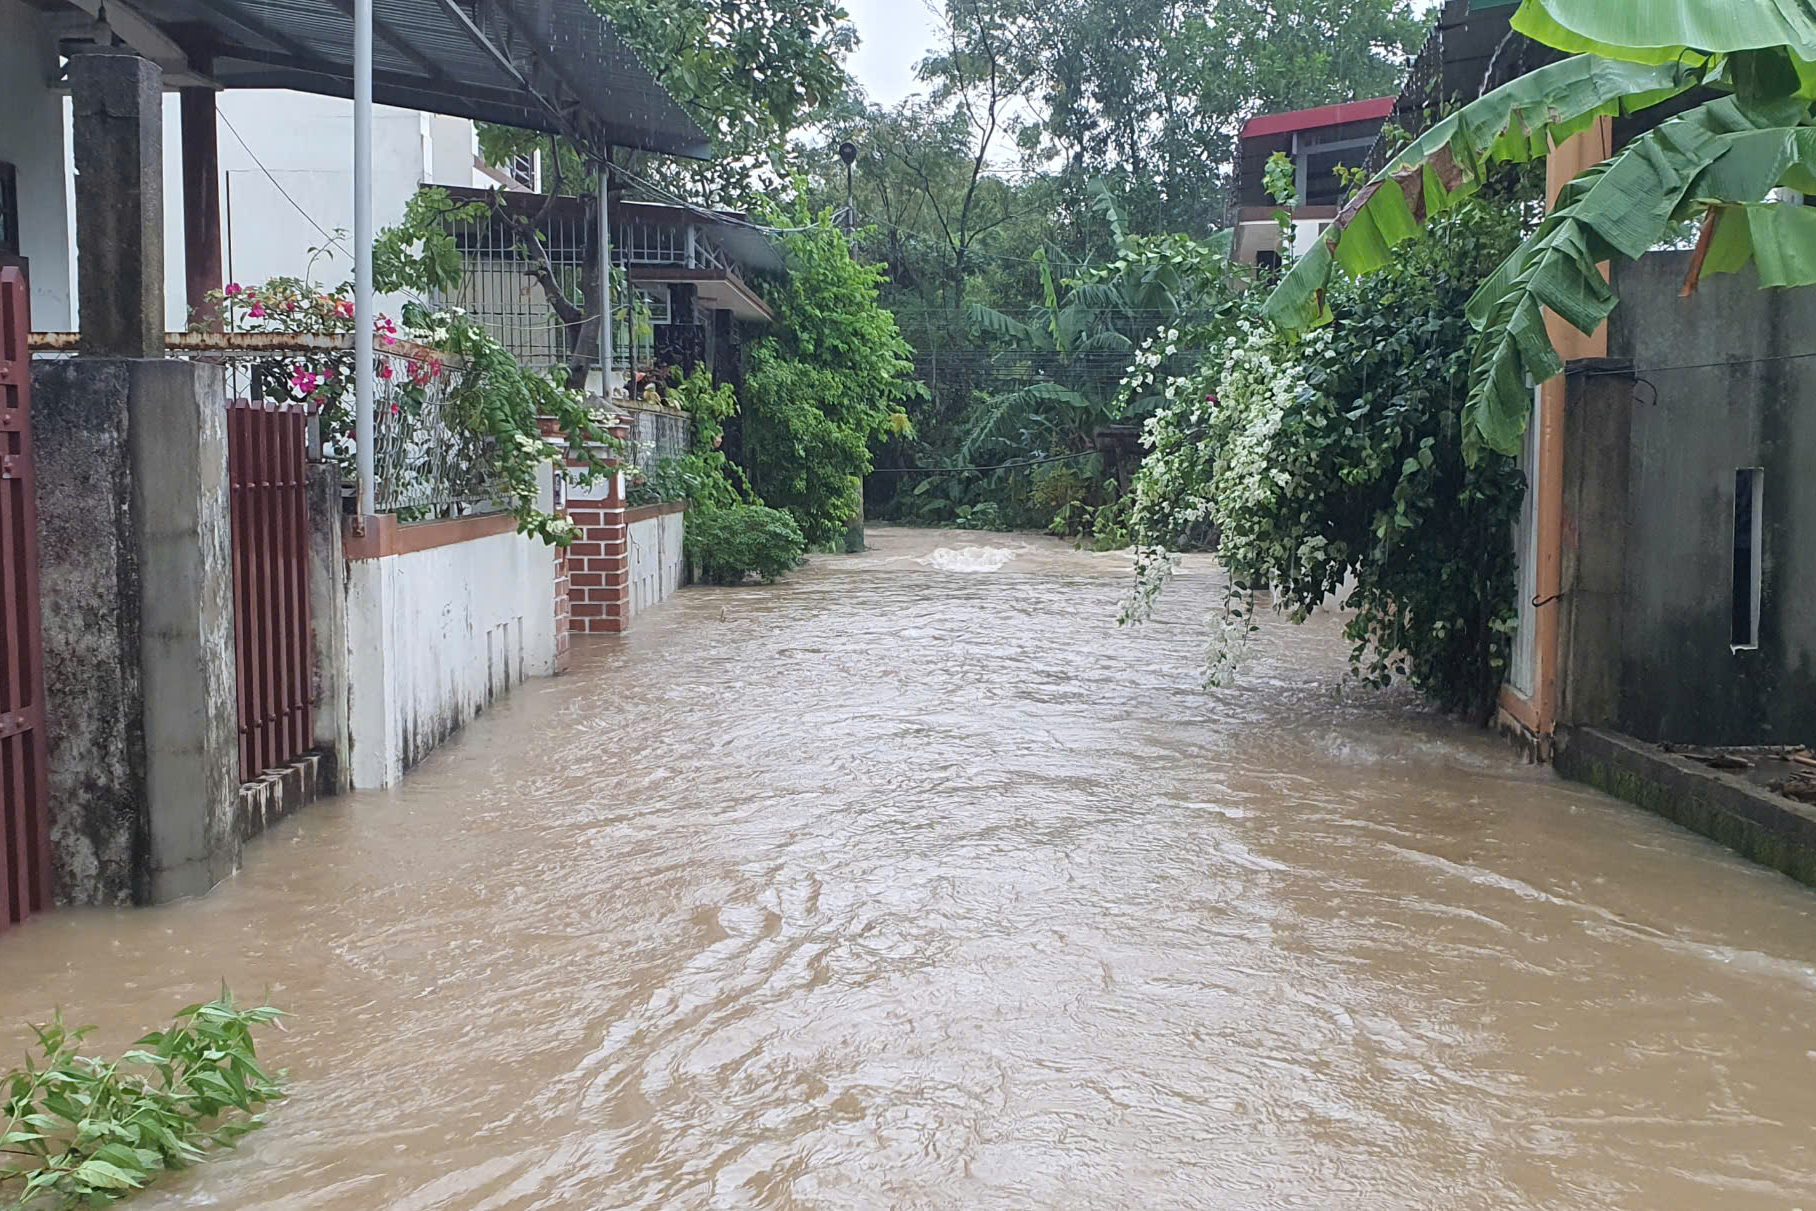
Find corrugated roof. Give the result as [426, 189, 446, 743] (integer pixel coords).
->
[65, 0, 710, 159]
[1240, 97, 1397, 140]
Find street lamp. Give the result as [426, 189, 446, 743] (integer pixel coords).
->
[838, 141, 858, 235]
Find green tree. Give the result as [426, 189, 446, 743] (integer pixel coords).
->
[924, 0, 1426, 235]
[741, 200, 921, 546]
[1267, 0, 1816, 459]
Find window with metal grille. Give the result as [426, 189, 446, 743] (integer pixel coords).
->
[638, 285, 671, 325]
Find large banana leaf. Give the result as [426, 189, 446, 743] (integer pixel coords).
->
[1263, 55, 1695, 331]
[1461, 95, 1816, 458]
[1511, 0, 1816, 64]
[967, 303, 1037, 346]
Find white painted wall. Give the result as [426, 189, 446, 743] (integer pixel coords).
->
[627, 509, 686, 618]
[0, 0, 76, 329]
[344, 518, 560, 788]
[164, 92, 489, 325]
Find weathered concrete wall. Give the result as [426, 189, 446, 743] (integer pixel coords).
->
[344, 517, 560, 788]
[1605, 254, 1816, 744]
[32, 361, 144, 904]
[626, 504, 685, 619]
[0, 1, 76, 330]
[31, 358, 239, 904]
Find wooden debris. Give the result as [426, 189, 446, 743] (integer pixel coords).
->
[1687, 752, 1753, 771]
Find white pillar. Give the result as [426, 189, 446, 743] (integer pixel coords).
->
[354, 0, 376, 515]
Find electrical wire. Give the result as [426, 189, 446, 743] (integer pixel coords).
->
[870, 450, 1103, 476]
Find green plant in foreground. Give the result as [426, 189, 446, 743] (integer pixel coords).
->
[687, 504, 807, 585]
[1, 996, 286, 1208]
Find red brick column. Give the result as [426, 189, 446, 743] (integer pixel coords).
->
[566, 419, 633, 635]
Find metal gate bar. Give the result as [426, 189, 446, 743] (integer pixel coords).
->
[226, 399, 311, 784]
[0, 265, 52, 929]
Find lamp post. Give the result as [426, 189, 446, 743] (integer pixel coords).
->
[838, 141, 857, 236]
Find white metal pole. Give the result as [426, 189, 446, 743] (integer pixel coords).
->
[597, 161, 614, 397]
[354, 0, 376, 515]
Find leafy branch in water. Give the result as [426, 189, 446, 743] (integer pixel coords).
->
[1, 995, 286, 1208]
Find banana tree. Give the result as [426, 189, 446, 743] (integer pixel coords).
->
[961, 245, 1138, 462]
[1264, 0, 1816, 459]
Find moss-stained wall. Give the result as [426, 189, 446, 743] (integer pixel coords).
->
[1606, 254, 1816, 745]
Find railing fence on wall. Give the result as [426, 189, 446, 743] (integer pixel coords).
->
[226, 400, 312, 785]
[622, 403, 690, 475]
[0, 265, 53, 930]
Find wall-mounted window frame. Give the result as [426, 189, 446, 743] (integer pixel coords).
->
[1732, 466, 1764, 650]
[0, 162, 19, 257]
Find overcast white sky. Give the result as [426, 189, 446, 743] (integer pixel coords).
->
[843, 0, 943, 107]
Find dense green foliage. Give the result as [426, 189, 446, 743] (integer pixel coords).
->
[686, 504, 807, 585]
[1267, 0, 1816, 457]
[1, 996, 285, 1207]
[627, 370, 749, 512]
[804, 0, 1421, 533]
[741, 200, 919, 546]
[1125, 201, 1529, 718]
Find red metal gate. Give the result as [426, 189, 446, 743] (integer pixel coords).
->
[0, 265, 52, 930]
[226, 401, 312, 784]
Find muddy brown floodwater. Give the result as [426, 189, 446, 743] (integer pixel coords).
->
[4, 526, 1816, 1210]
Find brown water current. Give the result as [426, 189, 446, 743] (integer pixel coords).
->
[3, 526, 1816, 1209]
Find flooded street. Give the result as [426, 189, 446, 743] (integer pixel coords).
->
[4, 525, 1815, 1209]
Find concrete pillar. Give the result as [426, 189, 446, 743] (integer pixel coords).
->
[180, 82, 223, 331]
[133, 361, 237, 901]
[31, 358, 237, 904]
[68, 49, 164, 357]
[307, 463, 351, 791]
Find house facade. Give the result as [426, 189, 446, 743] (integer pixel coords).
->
[0, 0, 711, 923]
[1228, 97, 1393, 268]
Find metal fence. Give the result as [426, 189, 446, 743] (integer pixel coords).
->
[0, 265, 52, 931]
[365, 348, 506, 519]
[226, 400, 313, 784]
[36, 333, 507, 522]
[622, 404, 690, 474]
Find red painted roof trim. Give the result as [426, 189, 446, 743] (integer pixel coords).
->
[1240, 97, 1396, 140]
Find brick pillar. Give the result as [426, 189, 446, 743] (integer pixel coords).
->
[564, 419, 633, 635]
[539, 418, 574, 672]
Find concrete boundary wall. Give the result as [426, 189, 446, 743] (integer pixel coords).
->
[1557, 727, 1816, 888]
[341, 489, 561, 788]
[627, 502, 686, 619]
[32, 358, 238, 904]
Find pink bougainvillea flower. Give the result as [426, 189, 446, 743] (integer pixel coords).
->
[390, 402, 400, 417]
[377, 362, 394, 380]
[224, 283, 242, 297]
[248, 302, 266, 318]
[289, 368, 321, 395]
[336, 299, 355, 319]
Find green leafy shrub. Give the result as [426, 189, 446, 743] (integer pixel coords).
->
[687, 505, 806, 585]
[1, 995, 286, 1207]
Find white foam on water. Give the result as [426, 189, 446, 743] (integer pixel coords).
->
[918, 546, 1019, 573]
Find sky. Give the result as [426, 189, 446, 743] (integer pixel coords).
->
[843, 0, 943, 107]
